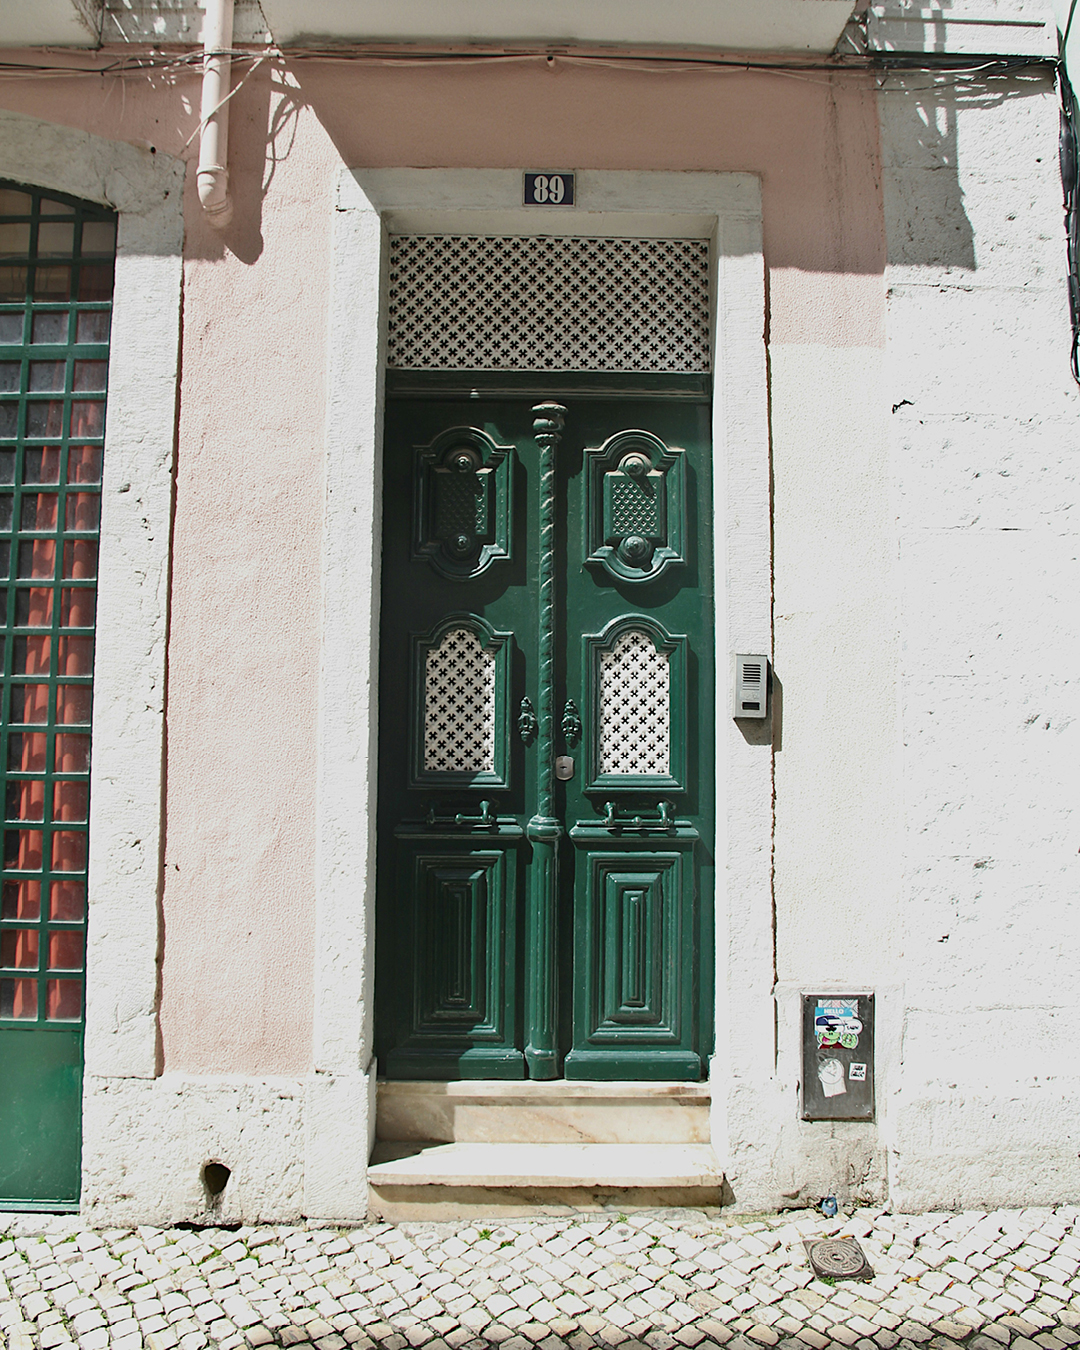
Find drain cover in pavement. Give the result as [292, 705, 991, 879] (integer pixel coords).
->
[805, 1236, 874, 1280]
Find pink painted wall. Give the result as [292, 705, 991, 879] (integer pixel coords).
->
[0, 52, 885, 1075]
[290, 57, 886, 346]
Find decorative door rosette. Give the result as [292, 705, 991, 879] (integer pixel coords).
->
[583, 615, 687, 794]
[413, 426, 514, 580]
[583, 429, 686, 584]
[410, 614, 513, 790]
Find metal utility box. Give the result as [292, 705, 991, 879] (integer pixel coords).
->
[733, 653, 769, 719]
[800, 993, 875, 1120]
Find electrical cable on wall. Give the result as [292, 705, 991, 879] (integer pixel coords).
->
[1060, 0, 1080, 385]
[0, 49, 1060, 81]
[1059, 68, 1080, 385]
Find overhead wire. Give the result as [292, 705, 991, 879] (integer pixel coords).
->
[0, 18, 1074, 377]
[0, 45, 1060, 83]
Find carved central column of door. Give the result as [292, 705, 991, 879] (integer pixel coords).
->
[524, 401, 566, 1080]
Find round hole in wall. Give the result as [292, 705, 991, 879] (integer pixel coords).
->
[202, 1162, 231, 1197]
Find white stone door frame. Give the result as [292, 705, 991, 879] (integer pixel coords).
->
[319, 168, 773, 1189]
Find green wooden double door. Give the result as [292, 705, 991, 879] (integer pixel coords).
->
[376, 389, 713, 1081]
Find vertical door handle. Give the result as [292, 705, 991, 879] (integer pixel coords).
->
[518, 696, 538, 743]
[561, 698, 581, 747]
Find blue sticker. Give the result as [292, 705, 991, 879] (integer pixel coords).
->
[815, 999, 862, 1050]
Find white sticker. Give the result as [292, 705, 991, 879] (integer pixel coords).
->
[849, 1062, 867, 1081]
[817, 1057, 847, 1097]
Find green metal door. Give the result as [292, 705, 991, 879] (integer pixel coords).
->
[0, 183, 114, 1208]
[376, 385, 713, 1081]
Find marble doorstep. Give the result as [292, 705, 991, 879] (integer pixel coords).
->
[364, 1144, 723, 1220]
[367, 1141, 722, 1188]
[366, 1139, 726, 1218]
[372, 1083, 721, 1219]
[375, 1079, 713, 1145]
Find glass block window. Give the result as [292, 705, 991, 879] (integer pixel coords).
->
[0, 183, 114, 1027]
[387, 235, 711, 373]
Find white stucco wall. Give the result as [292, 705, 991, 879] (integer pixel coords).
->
[735, 39, 1080, 1215]
[756, 341, 900, 1211]
[880, 66, 1080, 1210]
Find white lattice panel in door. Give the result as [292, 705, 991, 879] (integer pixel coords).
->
[597, 629, 671, 775]
[423, 628, 496, 773]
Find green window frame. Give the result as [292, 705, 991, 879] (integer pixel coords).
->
[0, 180, 115, 1031]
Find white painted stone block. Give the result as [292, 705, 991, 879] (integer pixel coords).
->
[869, 0, 1056, 56]
[303, 1070, 375, 1220]
[903, 856, 1080, 1005]
[770, 343, 901, 985]
[81, 1076, 307, 1226]
[893, 412, 1079, 534]
[886, 284, 1075, 419]
[891, 1091, 1080, 1212]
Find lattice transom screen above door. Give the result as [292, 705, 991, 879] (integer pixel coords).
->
[386, 236, 711, 373]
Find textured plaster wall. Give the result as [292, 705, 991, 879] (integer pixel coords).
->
[765, 340, 898, 1209]
[880, 69, 1080, 1210]
[158, 89, 338, 1078]
[0, 63, 340, 1080]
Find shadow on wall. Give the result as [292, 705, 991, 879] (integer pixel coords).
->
[185, 63, 305, 265]
[186, 59, 1052, 282]
[880, 68, 1053, 272]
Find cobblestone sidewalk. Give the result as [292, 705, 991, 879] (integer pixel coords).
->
[3, 1206, 1080, 1350]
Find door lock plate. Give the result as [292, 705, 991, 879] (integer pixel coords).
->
[554, 755, 575, 781]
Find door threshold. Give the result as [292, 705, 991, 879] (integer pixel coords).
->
[368, 1141, 725, 1221]
[377, 1078, 710, 1097]
[0, 1200, 79, 1213]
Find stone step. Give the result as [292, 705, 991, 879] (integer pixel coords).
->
[367, 1141, 725, 1221]
[375, 1078, 712, 1145]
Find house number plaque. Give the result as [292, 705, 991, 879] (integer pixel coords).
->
[524, 172, 576, 206]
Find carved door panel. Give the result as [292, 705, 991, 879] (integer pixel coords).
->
[375, 394, 713, 1081]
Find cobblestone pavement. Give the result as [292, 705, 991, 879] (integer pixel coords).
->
[4, 1206, 1080, 1350]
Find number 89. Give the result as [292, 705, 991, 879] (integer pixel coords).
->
[532, 174, 565, 204]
